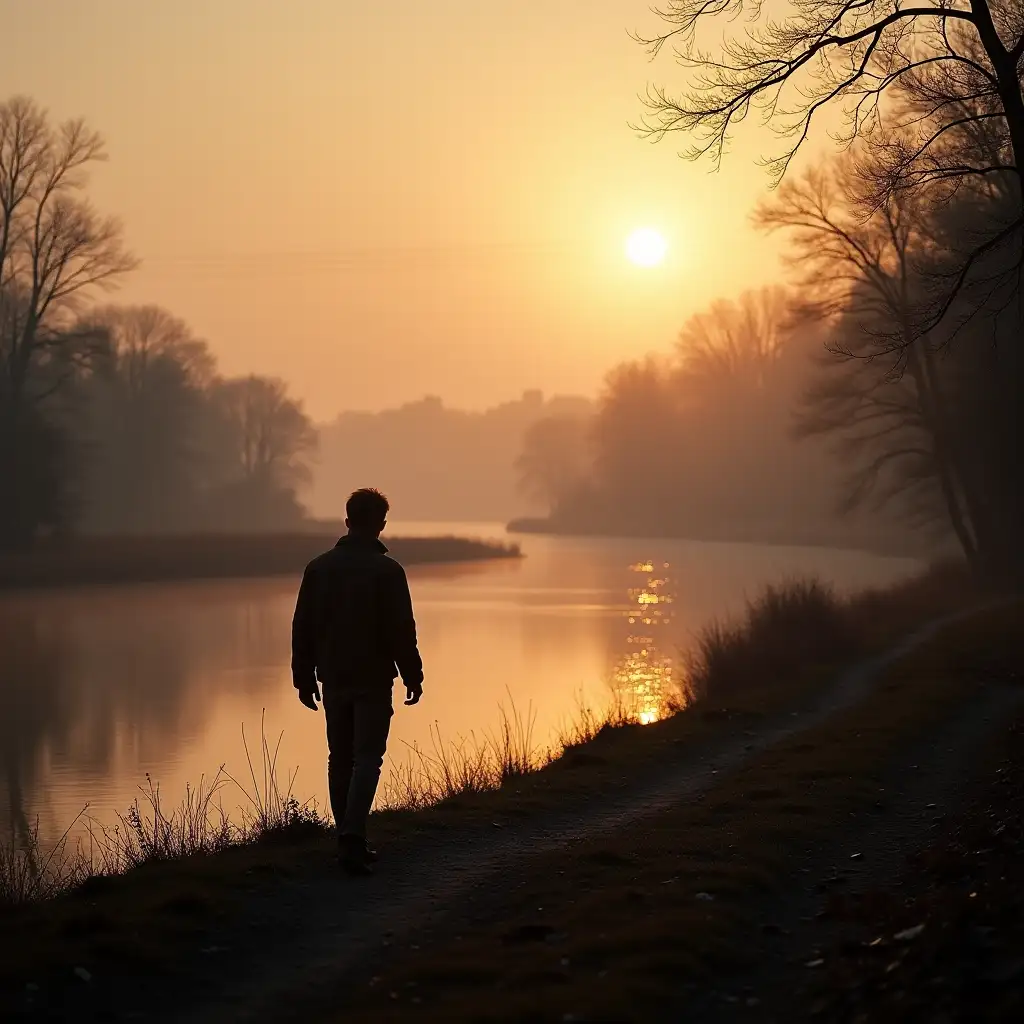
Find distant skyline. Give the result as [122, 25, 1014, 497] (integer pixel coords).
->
[1, 0, 795, 419]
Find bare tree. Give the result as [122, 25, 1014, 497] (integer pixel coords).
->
[636, 3, 1024, 330]
[86, 305, 215, 396]
[637, 1, 1024, 190]
[214, 375, 318, 492]
[0, 96, 136, 408]
[758, 161, 1003, 565]
[674, 286, 790, 395]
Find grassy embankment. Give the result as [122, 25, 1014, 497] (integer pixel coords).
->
[0, 562, 990, 996]
[0, 532, 520, 590]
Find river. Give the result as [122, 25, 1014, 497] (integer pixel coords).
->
[0, 524, 921, 842]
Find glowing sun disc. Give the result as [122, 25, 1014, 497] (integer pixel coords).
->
[626, 228, 668, 267]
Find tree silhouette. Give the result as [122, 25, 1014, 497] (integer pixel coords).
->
[636, 2, 1023, 338]
[0, 97, 135, 544]
[637, 1, 1024, 189]
[0, 97, 135, 407]
[214, 375, 318, 492]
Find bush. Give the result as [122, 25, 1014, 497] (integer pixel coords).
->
[687, 579, 857, 702]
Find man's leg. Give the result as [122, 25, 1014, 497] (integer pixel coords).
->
[339, 688, 394, 841]
[323, 691, 355, 837]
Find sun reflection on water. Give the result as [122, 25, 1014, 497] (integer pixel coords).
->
[611, 561, 680, 725]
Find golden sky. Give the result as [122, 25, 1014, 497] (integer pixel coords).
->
[2, 0, 789, 419]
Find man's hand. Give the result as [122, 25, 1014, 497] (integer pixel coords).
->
[404, 681, 423, 706]
[297, 682, 321, 711]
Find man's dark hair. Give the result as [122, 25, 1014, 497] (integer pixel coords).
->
[346, 487, 389, 530]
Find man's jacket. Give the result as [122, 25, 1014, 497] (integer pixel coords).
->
[291, 534, 423, 693]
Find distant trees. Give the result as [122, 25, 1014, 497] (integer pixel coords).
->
[205, 375, 318, 529]
[0, 97, 317, 545]
[315, 392, 593, 522]
[521, 288, 899, 549]
[70, 308, 318, 534]
[214, 375, 317, 491]
[79, 306, 213, 531]
[673, 286, 790, 397]
[516, 412, 592, 510]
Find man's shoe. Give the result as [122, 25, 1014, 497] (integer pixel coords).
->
[338, 835, 374, 876]
[339, 834, 378, 861]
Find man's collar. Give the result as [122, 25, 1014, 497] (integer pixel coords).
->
[335, 533, 388, 554]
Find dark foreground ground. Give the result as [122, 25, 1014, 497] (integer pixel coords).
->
[4, 596, 1022, 1022]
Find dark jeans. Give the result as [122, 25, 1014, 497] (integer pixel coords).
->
[323, 684, 394, 839]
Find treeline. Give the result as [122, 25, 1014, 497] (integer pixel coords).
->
[0, 97, 316, 547]
[515, 289, 912, 552]
[314, 391, 591, 522]
[521, 3, 1024, 578]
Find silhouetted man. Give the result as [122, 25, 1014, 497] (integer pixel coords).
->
[291, 487, 423, 875]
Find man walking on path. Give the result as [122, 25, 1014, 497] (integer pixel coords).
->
[291, 487, 424, 875]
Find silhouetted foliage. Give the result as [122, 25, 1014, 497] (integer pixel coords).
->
[762, 141, 1024, 579]
[520, 288, 914, 552]
[0, 97, 135, 546]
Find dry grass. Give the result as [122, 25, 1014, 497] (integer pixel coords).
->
[0, 717, 330, 910]
[379, 693, 651, 812]
[685, 560, 981, 706]
[686, 578, 855, 702]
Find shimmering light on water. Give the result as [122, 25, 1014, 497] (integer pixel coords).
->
[613, 560, 678, 725]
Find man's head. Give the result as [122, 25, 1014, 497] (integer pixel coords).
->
[345, 487, 389, 538]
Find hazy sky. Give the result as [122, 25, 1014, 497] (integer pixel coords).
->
[2, 0, 791, 419]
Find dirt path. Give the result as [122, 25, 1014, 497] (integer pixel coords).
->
[683, 676, 1024, 1020]
[14, 607, 1005, 1024]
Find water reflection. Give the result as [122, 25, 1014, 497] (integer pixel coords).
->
[0, 581, 292, 843]
[611, 561, 678, 724]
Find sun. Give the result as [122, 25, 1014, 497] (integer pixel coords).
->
[626, 228, 668, 267]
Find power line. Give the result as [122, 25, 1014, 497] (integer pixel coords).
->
[140, 238, 581, 269]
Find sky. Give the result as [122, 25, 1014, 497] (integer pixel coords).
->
[1, 0, 792, 420]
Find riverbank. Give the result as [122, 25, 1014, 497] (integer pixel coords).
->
[0, 533, 520, 590]
[1, 562, 995, 1021]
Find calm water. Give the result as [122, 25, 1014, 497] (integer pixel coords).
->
[0, 525, 921, 841]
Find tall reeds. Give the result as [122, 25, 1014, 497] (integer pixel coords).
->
[0, 717, 329, 909]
